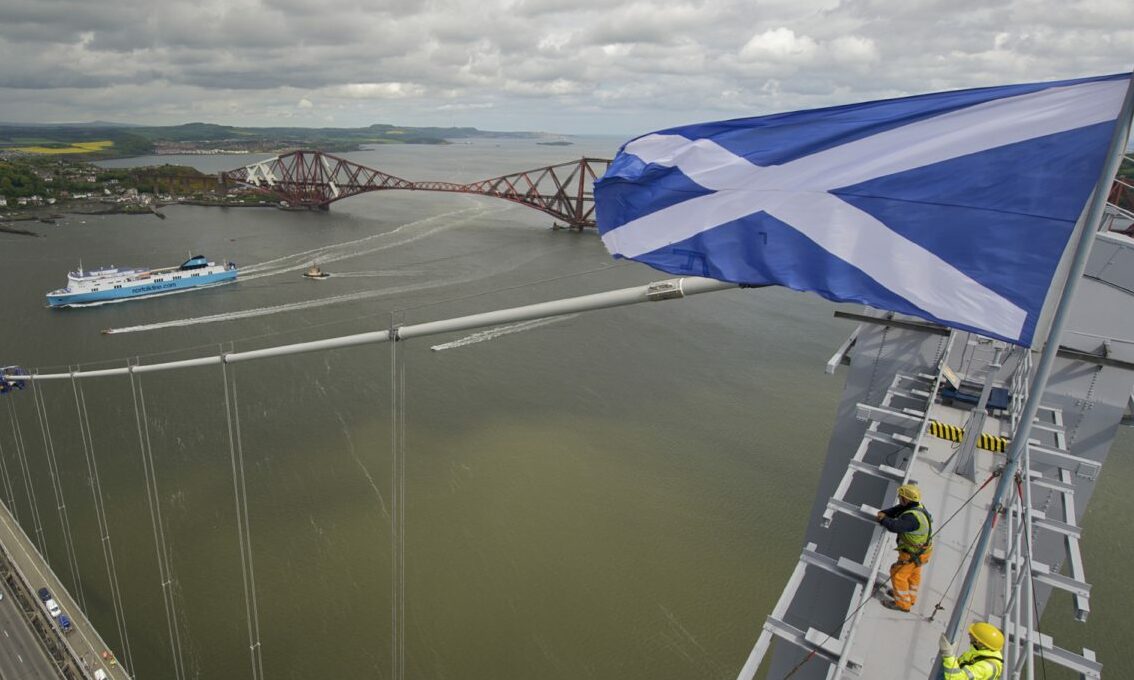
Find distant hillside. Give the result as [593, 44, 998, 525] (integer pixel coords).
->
[0, 122, 542, 160]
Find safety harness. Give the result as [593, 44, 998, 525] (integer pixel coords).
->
[898, 505, 933, 559]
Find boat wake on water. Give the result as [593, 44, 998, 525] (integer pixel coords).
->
[328, 271, 423, 278]
[102, 246, 551, 335]
[103, 278, 466, 334]
[239, 203, 505, 281]
[429, 315, 579, 352]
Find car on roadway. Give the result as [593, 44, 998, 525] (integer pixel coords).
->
[37, 587, 50, 601]
[57, 613, 73, 633]
[44, 598, 61, 618]
[94, 670, 108, 680]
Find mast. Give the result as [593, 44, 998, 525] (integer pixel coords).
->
[943, 70, 1134, 658]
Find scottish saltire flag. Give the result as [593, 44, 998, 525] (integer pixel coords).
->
[595, 73, 1131, 346]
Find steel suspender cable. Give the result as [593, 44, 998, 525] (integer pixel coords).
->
[7, 397, 49, 556]
[30, 375, 86, 608]
[221, 361, 265, 680]
[0, 422, 19, 519]
[390, 320, 407, 680]
[129, 366, 187, 680]
[71, 374, 134, 674]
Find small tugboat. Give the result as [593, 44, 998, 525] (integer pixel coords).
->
[303, 265, 330, 280]
[46, 255, 238, 308]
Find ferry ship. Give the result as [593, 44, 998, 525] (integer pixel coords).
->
[46, 255, 238, 308]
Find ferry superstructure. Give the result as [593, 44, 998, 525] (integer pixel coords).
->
[46, 255, 237, 307]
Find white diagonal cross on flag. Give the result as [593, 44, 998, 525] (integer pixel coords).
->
[601, 79, 1125, 342]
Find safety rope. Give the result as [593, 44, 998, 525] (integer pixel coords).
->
[129, 366, 188, 680]
[926, 470, 1002, 622]
[7, 396, 49, 556]
[71, 374, 135, 673]
[30, 376, 86, 608]
[221, 360, 265, 680]
[782, 469, 1001, 679]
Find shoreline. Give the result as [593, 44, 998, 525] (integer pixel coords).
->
[1, 198, 276, 231]
[0, 224, 41, 237]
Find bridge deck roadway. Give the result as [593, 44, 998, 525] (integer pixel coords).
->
[0, 501, 131, 679]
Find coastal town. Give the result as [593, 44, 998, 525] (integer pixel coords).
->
[0, 155, 268, 235]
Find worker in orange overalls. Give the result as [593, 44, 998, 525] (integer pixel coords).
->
[876, 483, 932, 612]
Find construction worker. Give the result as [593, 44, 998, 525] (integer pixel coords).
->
[939, 622, 1004, 679]
[875, 483, 932, 611]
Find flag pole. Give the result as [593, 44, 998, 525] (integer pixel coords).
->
[943, 70, 1134, 656]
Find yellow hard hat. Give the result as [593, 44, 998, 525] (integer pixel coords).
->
[968, 622, 1005, 651]
[897, 484, 921, 502]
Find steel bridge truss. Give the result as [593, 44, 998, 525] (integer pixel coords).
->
[221, 150, 611, 229]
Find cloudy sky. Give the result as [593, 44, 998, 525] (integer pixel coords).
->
[0, 0, 1130, 136]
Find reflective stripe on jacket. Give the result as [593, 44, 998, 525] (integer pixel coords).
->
[943, 649, 1003, 680]
[897, 506, 932, 552]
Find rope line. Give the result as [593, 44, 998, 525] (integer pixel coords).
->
[221, 361, 265, 680]
[31, 376, 86, 608]
[129, 366, 188, 680]
[8, 396, 49, 556]
[71, 374, 135, 673]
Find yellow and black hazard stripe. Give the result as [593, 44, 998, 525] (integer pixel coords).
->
[978, 432, 1010, 453]
[928, 420, 963, 442]
[927, 420, 1010, 453]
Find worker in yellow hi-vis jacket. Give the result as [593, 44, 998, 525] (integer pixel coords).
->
[940, 622, 1004, 679]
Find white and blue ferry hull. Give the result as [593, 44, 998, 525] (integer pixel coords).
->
[47, 269, 237, 308]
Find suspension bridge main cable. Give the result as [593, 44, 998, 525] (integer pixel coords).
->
[129, 364, 188, 680]
[221, 359, 265, 680]
[71, 373, 135, 673]
[30, 375, 86, 608]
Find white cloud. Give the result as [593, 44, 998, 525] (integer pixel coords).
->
[333, 82, 425, 99]
[740, 28, 819, 61]
[828, 35, 879, 63]
[0, 0, 1127, 135]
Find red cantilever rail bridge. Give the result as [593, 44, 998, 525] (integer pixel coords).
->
[221, 150, 612, 229]
[220, 150, 1134, 230]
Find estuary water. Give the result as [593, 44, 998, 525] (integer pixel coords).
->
[1, 138, 1129, 679]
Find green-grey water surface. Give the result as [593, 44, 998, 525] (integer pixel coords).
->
[1, 139, 1129, 679]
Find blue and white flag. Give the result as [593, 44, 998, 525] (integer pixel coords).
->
[595, 73, 1131, 346]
